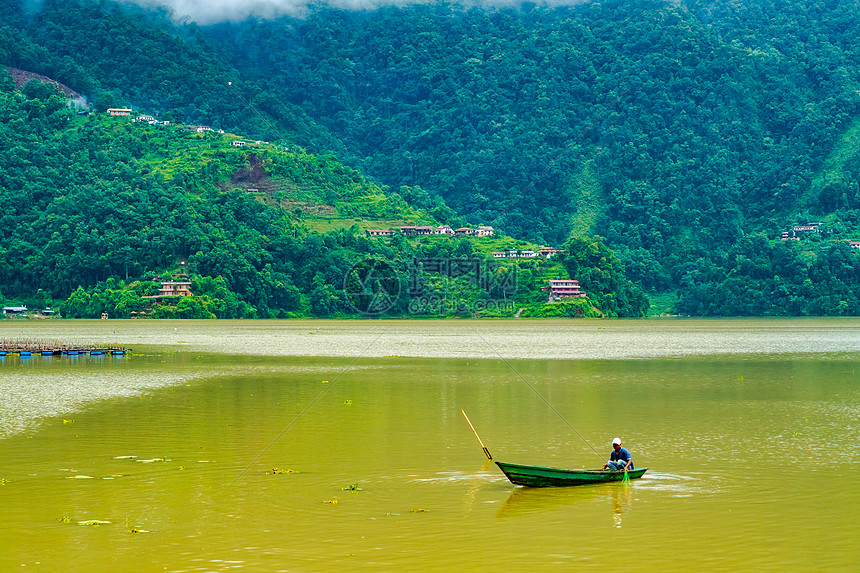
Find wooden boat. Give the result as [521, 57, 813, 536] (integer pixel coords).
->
[496, 461, 648, 487]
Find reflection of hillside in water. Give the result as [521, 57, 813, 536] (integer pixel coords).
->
[496, 482, 635, 527]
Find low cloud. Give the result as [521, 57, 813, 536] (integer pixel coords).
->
[136, 0, 304, 22]
[122, 0, 587, 24]
[122, 0, 423, 23]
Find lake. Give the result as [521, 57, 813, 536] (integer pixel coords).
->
[0, 319, 858, 571]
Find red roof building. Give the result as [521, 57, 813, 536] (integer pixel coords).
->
[157, 281, 193, 297]
[142, 276, 194, 299]
[542, 279, 586, 298]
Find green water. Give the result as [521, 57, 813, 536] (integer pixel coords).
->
[0, 319, 858, 571]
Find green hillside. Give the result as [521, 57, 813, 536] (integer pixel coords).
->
[0, 0, 858, 315]
[0, 76, 640, 317]
[805, 117, 860, 214]
[205, 0, 860, 314]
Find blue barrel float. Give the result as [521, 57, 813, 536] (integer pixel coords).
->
[0, 340, 129, 358]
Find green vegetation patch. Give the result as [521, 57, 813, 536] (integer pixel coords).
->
[520, 299, 603, 319]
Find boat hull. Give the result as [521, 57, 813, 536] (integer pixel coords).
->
[496, 461, 648, 487]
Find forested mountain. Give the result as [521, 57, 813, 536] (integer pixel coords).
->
[0, 75, 643, 317]
[204, 0, 860, 313]
[1, 0, 859, 315]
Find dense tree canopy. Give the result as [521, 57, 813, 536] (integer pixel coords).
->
[206, 0, 860, 253]
[1, 0, 858, 316]
[1, 78, 621, 317]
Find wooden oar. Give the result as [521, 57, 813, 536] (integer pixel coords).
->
[461, 409, 492, 460]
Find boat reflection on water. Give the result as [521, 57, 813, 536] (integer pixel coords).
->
[496, 481, 635, 528]
[611, 485, 634, 528]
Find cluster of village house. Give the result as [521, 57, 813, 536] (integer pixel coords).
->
[110, 108, 210, 132]
[367, 224, 495, 237]
[492, 247, 563, 259]
[367, 225, 563, 259]
[781, 222, 860, 249]
[108, 109, 273, 146]
[781, 222, 828, 240]
[108, 108, 170, 126]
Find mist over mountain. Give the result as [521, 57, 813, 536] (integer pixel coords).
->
[119, 0, 303, 22]
[117, 0, 590, 23]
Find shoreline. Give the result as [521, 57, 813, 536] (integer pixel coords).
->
[0, 318, 858, 360]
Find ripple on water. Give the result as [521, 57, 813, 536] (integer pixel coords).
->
[633, 471, 724, 496]
[408, 470, 505, 486]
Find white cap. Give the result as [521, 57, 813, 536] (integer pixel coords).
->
[612, 437, 622, 445]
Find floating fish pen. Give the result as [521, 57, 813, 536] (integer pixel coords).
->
[0, 339, 129, 357]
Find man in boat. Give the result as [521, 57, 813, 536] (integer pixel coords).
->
[603, 437, 634, 471]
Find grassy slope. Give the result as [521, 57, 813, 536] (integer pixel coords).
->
[130, 121, 433, 228]
[128, 117, 571, 263]
[810, 117, 860, 188]
[567, 159, 603, 239]
[804, 115, 860, 234]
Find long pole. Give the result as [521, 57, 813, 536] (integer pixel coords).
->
[461, 409, 492, 460]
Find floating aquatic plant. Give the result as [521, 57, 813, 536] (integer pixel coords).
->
[78, 520, 111, 526]
[324, 499, 339, 505]
[343, 483, 361, 492]
[343, 399, 353, 406]
[125, 519, 147, 534]
[59, 516, 71, 524]
[267, 468, 297, 475]
[0, 477, 8, 486]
